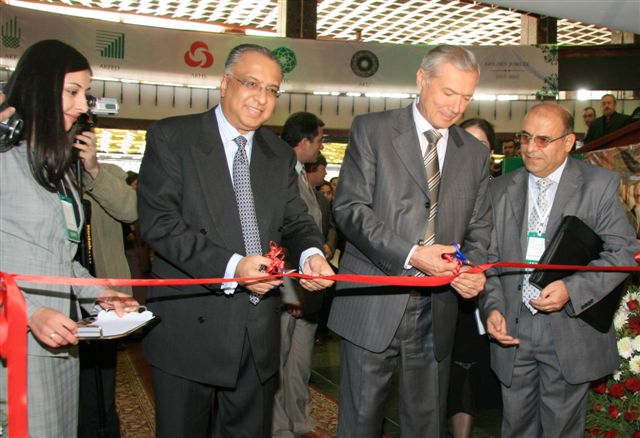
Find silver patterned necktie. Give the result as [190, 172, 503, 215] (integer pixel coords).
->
[232, 135, 263, 305]
[522, 177, 553, 314]
[414, 129, 442, 277]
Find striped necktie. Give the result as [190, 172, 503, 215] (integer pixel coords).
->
[421, 129, 442, 247]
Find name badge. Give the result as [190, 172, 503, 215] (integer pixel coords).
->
[525, 232, 545, 264]
[58, 193, 80, 243]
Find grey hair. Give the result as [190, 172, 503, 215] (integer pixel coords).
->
[420, 45, 480, 79]
[224, 44, 282, 78]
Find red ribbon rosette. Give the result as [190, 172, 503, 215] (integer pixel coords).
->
[0, 273, 29, 437]
[264, 241, 286, 275]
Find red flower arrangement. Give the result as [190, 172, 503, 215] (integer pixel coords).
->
[586, 285, 640, 437]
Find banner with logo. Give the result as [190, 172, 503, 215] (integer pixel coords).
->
[0, 5, 557, 94]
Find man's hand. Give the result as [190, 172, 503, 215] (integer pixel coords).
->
[72, 131, 100, 178]
[236, 255, 283, 294]
[529, 279, 570, 313]
[451, 265, 486, 299]
[322, 243, 333, 260]
[29, 307, 79, 347]
[300, 254, 334, 291]
[0, 103, 16, 123]
[97, 289, 140, 317]
[486, 309, 519, 346]
[287, 302, 303, 318]
[410, 244, 459, 276]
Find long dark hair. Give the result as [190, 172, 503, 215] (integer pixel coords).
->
[3, 40, 92, 191]
[460, 118, 496, 150]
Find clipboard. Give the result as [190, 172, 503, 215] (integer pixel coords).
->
[528, 215, 625, 333]
[78, 306, 156, 340]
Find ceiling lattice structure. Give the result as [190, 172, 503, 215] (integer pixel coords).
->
[46, 0, 615, 46]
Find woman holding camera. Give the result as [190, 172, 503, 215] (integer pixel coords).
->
[0, 39, 137, 437]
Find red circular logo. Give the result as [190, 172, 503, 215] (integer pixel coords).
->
[184, 41, 214, 68]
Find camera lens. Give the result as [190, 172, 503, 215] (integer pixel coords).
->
[0, 104, 24, 151]
[86, 95, 96, 109]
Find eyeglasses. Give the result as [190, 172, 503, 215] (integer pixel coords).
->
[226, 74, 281, 98]
[516, 131, 572, 148]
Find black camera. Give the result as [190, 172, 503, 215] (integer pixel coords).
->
[0, 103, 24, 151]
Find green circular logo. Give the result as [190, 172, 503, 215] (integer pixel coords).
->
[272, 47, 297, 74]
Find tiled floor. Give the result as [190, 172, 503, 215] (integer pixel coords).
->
[310, 331, 502, 438]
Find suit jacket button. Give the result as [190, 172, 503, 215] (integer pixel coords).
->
[517, 284, 522, 291]
[197, 316, 205, 323]
[199, 228, 207, 235]
[425, 201, 430, 209]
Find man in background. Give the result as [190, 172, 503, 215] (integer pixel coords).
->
[502, 139, 518, 158]
[582, 106, 596, 130]
[73, 129, 137, 438]
[273, 112, 332, 438]
[583, 94, 632, 144]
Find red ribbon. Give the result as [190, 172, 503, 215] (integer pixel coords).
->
[0, 273, 28, 437]
[264, 241, 285, 275]
[0, 250, 637, 437]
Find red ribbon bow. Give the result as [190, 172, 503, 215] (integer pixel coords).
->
[264, 241, 286, 275]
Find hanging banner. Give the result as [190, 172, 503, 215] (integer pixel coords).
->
[0, 4, 557, 94]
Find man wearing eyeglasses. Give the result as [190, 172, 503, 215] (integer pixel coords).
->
[137, 44, 334, 438]
[481, 102, 638, 437]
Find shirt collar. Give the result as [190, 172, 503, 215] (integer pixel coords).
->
[412, 98, 448, 138]
[529, 157, 568, 187]
[215, 105, 255, 146]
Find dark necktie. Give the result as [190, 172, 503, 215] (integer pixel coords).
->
[232, 135, 262, 305]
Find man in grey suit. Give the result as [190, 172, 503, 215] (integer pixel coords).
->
[273, 111, 331, 438]
[137, 45, 334, 438]
[481, 102, 639, 437]
[329, 45, 492, 437]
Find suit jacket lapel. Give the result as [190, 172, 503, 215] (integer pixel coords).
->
[193, 108, 244, 252]
[546, 158, 581, 242]
[390, 106, 429, 197]
[506, 168, 528, 259]
[439, 127, 465, 198]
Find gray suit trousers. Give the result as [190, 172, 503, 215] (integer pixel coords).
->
[501, 307, 589, 438]
[272, 311, 317, 437]
[337, 295, 450, 438]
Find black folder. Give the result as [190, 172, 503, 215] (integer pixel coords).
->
[529, 215, 625, 333]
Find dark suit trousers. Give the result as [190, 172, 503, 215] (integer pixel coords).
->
[337, 295, 450, 438]
[152, 331, 278, 438]
[501, 306, 589, 438]
[78, 340, 120, 438]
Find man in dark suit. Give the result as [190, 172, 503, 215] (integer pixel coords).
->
[481, 102, 639, 437]
[328, 45, 492, 437]
[583, 94, 632, 144]
[137, 44, 334, 438]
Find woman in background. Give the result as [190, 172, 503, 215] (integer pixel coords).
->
[0, 39, 137, 437]
[447, 118, 502, 438]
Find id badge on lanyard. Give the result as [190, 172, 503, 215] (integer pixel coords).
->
[525, 232, 545, 264]
[58, 193, 80, 243]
